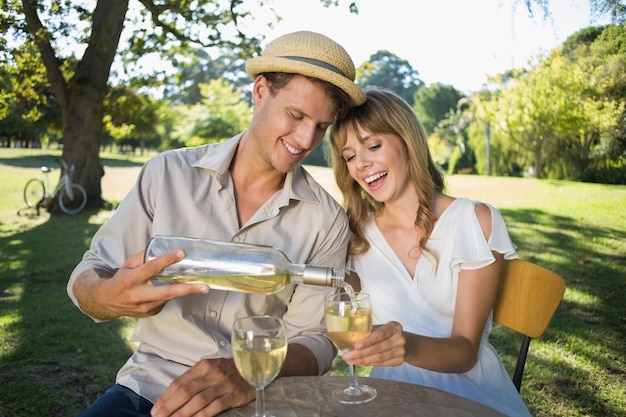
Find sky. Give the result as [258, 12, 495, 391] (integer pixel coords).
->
[244, 0, 610, 93]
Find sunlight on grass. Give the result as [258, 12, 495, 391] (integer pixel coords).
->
[525, 337, 626, 416]
[0, 285, 22, 356]
[0, 282, 23, 296]
[89, 210, 115, 226]
[2, 240, 26, 269]
[531, 341, 565, 360]
[546, 335, 626, 414]
[564, 288, 600, 305]
[0, 322, 20, 357]
[0, 311, 21, 329]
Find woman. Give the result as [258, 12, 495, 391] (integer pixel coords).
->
[328, 88, 531, 417]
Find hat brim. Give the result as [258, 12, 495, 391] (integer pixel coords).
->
[246, 56, 366, 107]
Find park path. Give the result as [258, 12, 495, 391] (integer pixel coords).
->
[103, 165, 522, 208]
[102, 165, 342, 203]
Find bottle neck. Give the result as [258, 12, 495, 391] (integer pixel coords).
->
[289, 264, 345, 287]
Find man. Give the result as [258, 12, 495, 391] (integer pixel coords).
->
[68, 31, 365, 417]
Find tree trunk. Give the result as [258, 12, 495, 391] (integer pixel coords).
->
[24, 0, 129, 211]
[484, 121, 491, 176]
[62, 0, 129, 209]
[61, 87, 107, 207]
[573, 132, 594, 180]
[534, 140, 543, 179]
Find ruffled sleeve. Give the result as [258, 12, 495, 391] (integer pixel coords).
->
[485, 202, 518, 260]
[443, 199, 518, 274]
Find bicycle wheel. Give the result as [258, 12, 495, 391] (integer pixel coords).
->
[24, 179, 46, 208]
[58, 183, 88, 215]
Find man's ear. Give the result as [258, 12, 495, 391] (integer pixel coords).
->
[251, 74, 269, 105]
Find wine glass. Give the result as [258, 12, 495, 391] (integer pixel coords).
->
[324, 291, 377, 404]
[232, 315, 288, 417]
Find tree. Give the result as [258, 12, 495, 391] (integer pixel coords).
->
[188, 78, 253, 146]
[0, 41, 62, 148]
[104, 85, 162, 155]
[492, 45, 623, 180]
[576, 24, 626, 163]
[1, 0, 286, 209]
[162, 48, 251, 105]
[432, 107, 476, 175]
[356, 50, 423, 105]
[13, 1, 130, 208]
[458, 89, 501, 176]
[413, 83, 465, 135]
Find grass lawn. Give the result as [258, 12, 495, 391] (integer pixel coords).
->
[1, 147, 625, 416]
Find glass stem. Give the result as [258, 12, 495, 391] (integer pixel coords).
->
[347, 364, 360, 394]
[255, 387, 265, 417]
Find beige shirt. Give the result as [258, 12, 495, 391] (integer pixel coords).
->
[67, 134, 350, 403]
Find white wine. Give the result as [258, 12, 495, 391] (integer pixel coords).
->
[325, 305, 372, 352]
[145, 235, 345, 294]
[232, 336, 287, 388]
[153, 274, 290, 294]
[324, 292, 377, 404]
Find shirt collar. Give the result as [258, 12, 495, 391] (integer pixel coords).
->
[191, 133, 319, 205]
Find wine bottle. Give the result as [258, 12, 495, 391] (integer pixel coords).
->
[144, 235, 345, 294]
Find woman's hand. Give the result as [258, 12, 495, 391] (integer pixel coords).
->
[342, 321, 407, 367]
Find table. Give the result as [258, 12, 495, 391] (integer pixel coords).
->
[218, 375, 508, 417]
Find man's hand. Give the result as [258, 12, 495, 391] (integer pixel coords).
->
[150, 358, 255, 417]
[73, 250, 209, 321]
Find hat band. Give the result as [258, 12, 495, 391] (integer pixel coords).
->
[281, 56, 347, 78]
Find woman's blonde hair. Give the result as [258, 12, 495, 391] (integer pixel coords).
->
[328, 88, 445, 257]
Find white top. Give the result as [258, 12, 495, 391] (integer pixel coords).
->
[355, 198, 531, 417]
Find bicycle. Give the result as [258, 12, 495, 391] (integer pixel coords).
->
[23, 159, 88, 215]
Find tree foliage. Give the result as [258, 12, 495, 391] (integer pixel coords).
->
[517, 0, 625, 23]
[0, 41, 63, 147]
[1, 0, 270, 208]
[103, 85, 163, 154]
[423, 23, 625, 183]
[162, 49, 251, 105]
[185, 78, 253, 146]
[413, 83, 465, 136]
[488, 24, 625, 180]
[356, 50, 423, 106]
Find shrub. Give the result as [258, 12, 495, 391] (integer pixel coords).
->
[581, 156, 626, 184]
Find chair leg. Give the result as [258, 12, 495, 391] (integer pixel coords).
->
[513, 336, 531, 392]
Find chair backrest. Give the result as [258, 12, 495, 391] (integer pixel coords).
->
[492, 259, 566, 392]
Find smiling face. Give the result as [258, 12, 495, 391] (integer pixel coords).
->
[247, 74, 338, 174]
[341, 123, 412, 205]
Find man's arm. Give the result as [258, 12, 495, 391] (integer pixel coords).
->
[279, 343, 319, 376]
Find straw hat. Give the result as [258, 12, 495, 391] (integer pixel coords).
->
[246, 31, 366, 107]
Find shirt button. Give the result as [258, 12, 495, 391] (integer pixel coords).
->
[219, 340, 227, 347]
[232, 236, 240, 242]
[210, 311, 217, 318]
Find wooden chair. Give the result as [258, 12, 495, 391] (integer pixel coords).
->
[492, 259, 566, 392]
